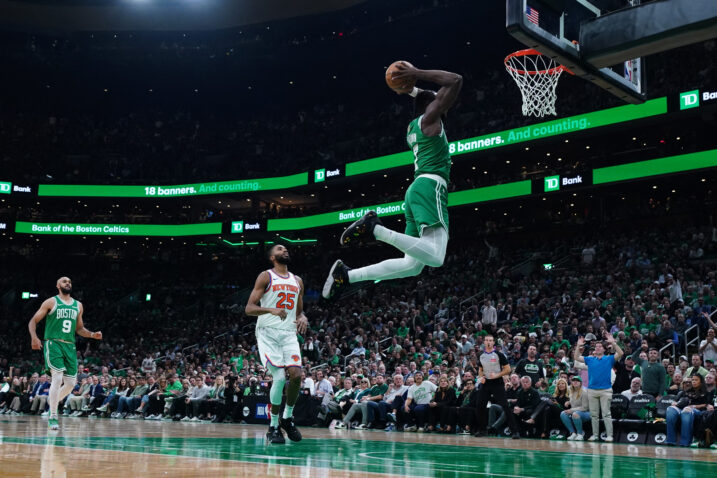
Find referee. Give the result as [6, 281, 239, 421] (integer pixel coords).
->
[474, 335, 520, 439]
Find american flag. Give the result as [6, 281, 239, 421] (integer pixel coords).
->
[526, 5, 540, 25]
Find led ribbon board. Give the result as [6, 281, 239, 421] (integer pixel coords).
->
[15, 222, 222, 236]
[593, 149, 717, 184]
[29, 99, 668, 198]
[345, 98, 667, 176]
[37, 173, 308, 198]
[266, 181, 532, 231]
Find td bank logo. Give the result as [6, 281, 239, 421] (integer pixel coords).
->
[544, 176, 560, 192]
[0, 181, 11, 194]
[680, 90, 699, 110]
[314, 169, 326, 183]
[231, 221, 244, 233]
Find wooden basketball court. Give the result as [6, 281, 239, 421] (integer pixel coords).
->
[1, 416, 716, 477]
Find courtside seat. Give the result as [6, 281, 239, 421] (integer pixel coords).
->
[610, 394, 629, 419]
[617, 394, 655, 444]
[646, 395, 678, 445]
[654, 395, 677, 419]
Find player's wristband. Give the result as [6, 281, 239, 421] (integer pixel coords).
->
[409, 87, 419, 97]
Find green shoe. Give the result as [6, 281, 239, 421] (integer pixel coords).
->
[48, 418, 59, 431]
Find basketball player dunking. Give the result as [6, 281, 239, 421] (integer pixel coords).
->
[323, 63, 462, 299]
[28, 277, 103, 430]
[246, 244, 308, 444]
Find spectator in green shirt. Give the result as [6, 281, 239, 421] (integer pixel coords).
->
[631, 343, 666, 398]
[397, 321, 410, 338]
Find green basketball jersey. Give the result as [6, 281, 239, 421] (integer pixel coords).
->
[45, 296, 79, 342]
[406, 115, 451, 183]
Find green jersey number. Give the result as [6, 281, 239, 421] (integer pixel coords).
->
[62, 320, 72, 334]
[412, 144, 419, 170]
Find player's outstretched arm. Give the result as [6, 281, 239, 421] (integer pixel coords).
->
[295, 276, 308, 334]
[245, 271, 287, 319]
[28, 298, 54, 350]
[76, 303, 102, 340]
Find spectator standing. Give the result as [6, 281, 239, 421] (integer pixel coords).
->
[514, 345, 545, 387]
[481, 300, 497, 328]
[699, 328, 717, 365]
[142, 355, 156, 374]
[574, 332, 623, 442]
[630, 344, 666, 398]
[613, 355, 639, 394]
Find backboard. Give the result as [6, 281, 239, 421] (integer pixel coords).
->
[507, 0, 645, 103]
[507, 0, 717, 104]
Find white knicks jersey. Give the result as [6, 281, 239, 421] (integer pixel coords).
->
[256, 269, 300, 331]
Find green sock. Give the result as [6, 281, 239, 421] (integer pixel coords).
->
[270, 412, 279, 427]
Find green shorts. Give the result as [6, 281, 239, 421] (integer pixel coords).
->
[404, 176, 449, 238]
[44, 339, 78, 378]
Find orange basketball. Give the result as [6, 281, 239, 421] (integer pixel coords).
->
[385, 61, 416, 94]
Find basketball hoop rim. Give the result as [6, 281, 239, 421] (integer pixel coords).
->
[504, 49, 574, 76]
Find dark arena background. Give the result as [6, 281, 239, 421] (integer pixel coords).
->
[1, 0, 717, 476]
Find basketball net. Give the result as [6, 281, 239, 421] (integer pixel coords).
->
[505, 49, 571, 117]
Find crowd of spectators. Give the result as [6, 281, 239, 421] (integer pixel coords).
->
[1, 210, 715, 445]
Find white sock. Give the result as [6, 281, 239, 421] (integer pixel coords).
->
[268, 365, 285, 427]
[48, 371, 64, 418]
[349, 255, 424, 282]
[373, 225, 447, 267]
[348, 226, 447, 283]
[59, 376, 77, 402]
[282, 404, 295, 419]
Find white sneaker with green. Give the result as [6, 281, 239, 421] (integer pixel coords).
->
[48, 417, 59, 430]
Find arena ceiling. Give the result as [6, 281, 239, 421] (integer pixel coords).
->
[0, 0, 367, 32]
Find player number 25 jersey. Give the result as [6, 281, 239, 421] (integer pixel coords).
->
[257, 270, 300, 331]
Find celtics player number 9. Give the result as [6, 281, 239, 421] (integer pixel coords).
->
[27, 276, 103, 431]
